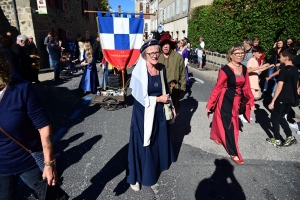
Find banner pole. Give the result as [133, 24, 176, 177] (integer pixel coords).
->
[85, 10, 155, 16]
[122, 70, 125, 89]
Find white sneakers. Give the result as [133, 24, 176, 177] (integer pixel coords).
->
[130, 182, 140, 192]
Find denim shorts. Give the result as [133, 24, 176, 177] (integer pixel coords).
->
[0, 166, 42, 200]
[198, 56, 203, 62]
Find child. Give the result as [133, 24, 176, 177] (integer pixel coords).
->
[266, 48, 299, 147]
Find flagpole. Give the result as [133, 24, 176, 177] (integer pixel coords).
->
[84, 10, 156, 16]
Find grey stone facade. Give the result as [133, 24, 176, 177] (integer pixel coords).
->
[1, 0, 100, 68]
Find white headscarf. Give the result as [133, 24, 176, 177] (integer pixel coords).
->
[130, 55, 149, 107]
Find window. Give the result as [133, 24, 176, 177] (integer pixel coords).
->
[167, 5, 170, 19]
[163, 7, 166, 21]
[183, 0, 187, 12]
[176, 0, 180, 15]
[146, 3, 149, 13]
[171, 1, 175, 17]
[160, 9, 163, 22]
[145, 23, 148, 32]
[140, 3, 143, 12]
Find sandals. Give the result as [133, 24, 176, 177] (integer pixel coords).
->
[230, 156, 244, 165]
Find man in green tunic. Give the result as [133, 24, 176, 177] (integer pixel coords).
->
[158, 32, 186, 112]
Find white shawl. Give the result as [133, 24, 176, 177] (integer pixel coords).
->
[130, 56, 157, 146]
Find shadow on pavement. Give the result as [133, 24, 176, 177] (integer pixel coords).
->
[254, 104, 274, 138]
[73, 144, 129, 199]
[170, 96, 198, 160]
[195, 159, 245, 200]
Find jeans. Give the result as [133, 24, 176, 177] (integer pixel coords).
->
[52, 60, 61, 80]
[271, 102, 292, 140]
[271, 81, 278, 97]
[263, 67, 275, 91]
[46, 47, 53, 67]
[0, 166, 42, 200]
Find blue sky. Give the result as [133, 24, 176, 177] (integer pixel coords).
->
[109, 0, 135, 13]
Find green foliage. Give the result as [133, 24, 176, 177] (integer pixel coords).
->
[99, 0, 109, 11]
[188, 0, 300, 53]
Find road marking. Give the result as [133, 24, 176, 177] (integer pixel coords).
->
[69, 109, 82, 120]
[190, 77, 204, 84]
[54, 127, 68, 141]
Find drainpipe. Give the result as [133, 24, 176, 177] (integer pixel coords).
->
[12, 0, 20, 33]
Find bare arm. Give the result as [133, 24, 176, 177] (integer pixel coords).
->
[38, 125, 57, 186]
[268, 81, 283, 109]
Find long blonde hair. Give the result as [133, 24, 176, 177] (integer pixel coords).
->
[0, 52, 12, 88]
[84, 42, 93, 63]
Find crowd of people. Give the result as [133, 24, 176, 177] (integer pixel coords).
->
[1, 28, 300, 198]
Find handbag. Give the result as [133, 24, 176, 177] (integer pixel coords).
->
[32, 179, 69, 200]
[159, 69, 174, 121]
[0, 126, 61, 171]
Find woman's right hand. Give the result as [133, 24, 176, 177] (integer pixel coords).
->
[157, 94, 170, 103]
[43, 165, 57, 186]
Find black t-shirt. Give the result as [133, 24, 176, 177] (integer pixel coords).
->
[276, 65, 299, 104]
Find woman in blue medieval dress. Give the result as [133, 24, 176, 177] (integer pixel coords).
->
[79, 41, 99, 94]
[127, 39, 176, 191]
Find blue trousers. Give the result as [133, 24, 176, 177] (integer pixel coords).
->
[46, 47, 53, 67]
[0, 166, 42, 200]
[52, 60, 61, 80]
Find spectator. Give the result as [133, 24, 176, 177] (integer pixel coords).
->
[177, 39, 190, 87]
[48, 37, 64, 81]
[27, 36, 38, 54]
[286, 38, 294, 49]
[241, 38, 253, 66]
[206, 44, 254, 164]
[67, 36, 75, 59]
[267, 48, 298, 147]
[196, 37, 205, 69]
[263, 39, 285, 97]
[128, 39, 176, 191]
[0, 53, 57, 199]
[0, 35, 20, 77]
[92, 36, 103, 62]
[44, 32, 53, 68]
[253, 37, 264, 65]
[246, 46, 274, 99]
[158, 32, 186, 112]
[12, 35, 33, 82]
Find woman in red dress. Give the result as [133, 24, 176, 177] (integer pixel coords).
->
[206, 44, 254, 164]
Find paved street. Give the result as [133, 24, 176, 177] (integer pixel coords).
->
[18, 65, 300, 199]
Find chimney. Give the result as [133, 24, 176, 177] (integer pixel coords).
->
[118, 5, 121, 13]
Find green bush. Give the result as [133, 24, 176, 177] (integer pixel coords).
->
[188, 0, 300, 54]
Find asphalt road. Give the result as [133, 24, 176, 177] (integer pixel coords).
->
[18, 65, 300, 199]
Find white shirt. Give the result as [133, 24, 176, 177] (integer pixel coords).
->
[197, 41, 205, 57]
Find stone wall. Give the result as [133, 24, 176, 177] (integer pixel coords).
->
[205, 51, 228, 70]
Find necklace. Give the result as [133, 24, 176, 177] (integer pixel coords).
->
[231, 61, 241, 67]
[147, 67, 159, 87]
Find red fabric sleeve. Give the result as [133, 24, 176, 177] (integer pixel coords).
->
[243, 71, 255, 107]
[206, 70, 227, 110]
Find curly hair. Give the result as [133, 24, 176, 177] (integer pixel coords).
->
[0, 52, 12, 88]
[84, 42, 93, 63]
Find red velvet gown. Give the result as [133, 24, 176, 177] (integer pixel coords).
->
[206, 65, 254, 161]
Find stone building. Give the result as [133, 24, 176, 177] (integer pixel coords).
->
[0, 0, 104, 68]
[134, 0, 151, 40]
[147, 0, 213, 40]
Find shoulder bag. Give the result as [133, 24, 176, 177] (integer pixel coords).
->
[159, 69, 174, 122]
[0, 126, 61, 171]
